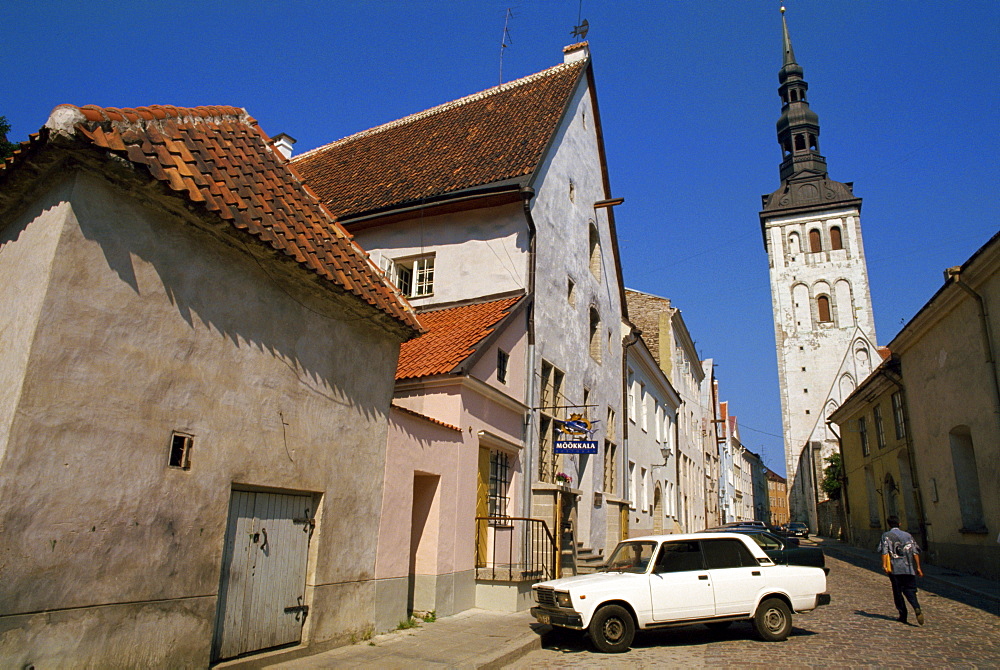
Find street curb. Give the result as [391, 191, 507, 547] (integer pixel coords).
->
[473, 625, 551, 669]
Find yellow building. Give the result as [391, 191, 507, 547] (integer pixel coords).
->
[832, 232, 999, 579]
[830, 356, 922, 551]
[766, 469, 789, 527]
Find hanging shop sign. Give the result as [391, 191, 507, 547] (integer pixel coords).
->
[554, 414, 600, 454]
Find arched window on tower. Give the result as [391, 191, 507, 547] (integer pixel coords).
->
[809, 229, 822, 252]
[817, 295, 832, 323]
[783, 139, 792, 156]
[788, 231, 801, 255]
[808, 134, 818, 151]
[794, 134, 806, 151]
[830, 226, 843, 250]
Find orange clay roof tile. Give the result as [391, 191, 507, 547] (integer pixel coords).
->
[292, 60, 586, 220]
[30, 104, 421, 333]
[396, 296, 523, 380]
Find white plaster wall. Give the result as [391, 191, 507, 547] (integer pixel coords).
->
[529, 75, 624, 555]
[765, 206, 878, 523]
[625, 344, 679, 536]
[0, 174, 404, 665]
[0, 183, 70, 465]
[352, 204, 528, 308]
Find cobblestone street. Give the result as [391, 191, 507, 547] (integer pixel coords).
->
[507, 543, 1000, 668]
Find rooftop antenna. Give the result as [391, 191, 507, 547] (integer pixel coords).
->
[499, 8, 514, 86]
[571, 0, 589, 40]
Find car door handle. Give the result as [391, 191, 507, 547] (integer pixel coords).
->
[752, 571, 761, 576]
[698, 574, 709, 580]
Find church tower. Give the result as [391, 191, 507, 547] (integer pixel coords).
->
[760, 8, 879, 530]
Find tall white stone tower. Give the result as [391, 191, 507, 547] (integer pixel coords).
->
[760, 8, 879, 530]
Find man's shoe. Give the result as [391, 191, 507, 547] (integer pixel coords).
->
[915, 609, 924, 625]
[897, 615, 907, 624]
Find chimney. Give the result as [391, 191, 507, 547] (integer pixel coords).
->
[272, 133, 297, 160]
[563, 41, 590, 63]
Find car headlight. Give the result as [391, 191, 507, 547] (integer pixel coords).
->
[556, 591, 572, 608]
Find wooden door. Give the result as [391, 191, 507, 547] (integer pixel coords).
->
[213, 491, 312, 661]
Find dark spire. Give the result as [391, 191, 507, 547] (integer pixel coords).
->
[775, 6, 827, 182]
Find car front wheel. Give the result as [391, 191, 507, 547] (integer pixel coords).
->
[753, 598, 792, 642]
[589, 604, 635, 653]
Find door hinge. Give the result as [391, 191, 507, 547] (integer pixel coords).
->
[293, 508, 316, 533]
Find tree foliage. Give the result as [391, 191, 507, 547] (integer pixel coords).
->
[820, 452, 843, 500]
[1, 115, 17, 160]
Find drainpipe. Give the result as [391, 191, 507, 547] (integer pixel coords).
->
[946, 266, 1000, 432]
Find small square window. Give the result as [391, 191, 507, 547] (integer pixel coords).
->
[168, 432, 193, 470]
[497, 349, 510, 384]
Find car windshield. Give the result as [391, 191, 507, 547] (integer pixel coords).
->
[789, 523, 806, 529]
[603, 541, 657, 573]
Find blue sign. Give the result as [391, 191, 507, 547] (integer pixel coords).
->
[555, 440, 599, 454]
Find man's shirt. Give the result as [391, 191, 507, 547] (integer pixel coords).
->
[878, 527, 920, 575]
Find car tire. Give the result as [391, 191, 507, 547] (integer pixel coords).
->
[705, 621, 733, 631]
[753, 597, 792, 642]
[588, 604, 635, 653]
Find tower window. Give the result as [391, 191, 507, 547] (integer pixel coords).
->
[809, 134, 818, 151]
[809, 229, 822, 253]
[795, 134, 806, 151]
[817, 295, 832, 323]
[830, 226, 843, 250]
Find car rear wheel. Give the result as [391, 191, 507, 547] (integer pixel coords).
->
[753, 598, 792, 642]
[589, 604, 635, 653]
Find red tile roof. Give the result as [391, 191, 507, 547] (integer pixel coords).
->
[292, 60, 587, 220]
[396, 295, 523, 380]
[16, 104, 421, 333]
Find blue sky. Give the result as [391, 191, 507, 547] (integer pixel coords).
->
[5, 1, 998, 475]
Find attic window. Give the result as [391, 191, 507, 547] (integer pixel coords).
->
[569, 179, 576, 203]
[382, 255, 434, 298]
[568, 278, 576, 306]
[589, 224, 602, 280]
[168, 433, 193, 470]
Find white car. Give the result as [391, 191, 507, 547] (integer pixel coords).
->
[531, 532, 830, 653]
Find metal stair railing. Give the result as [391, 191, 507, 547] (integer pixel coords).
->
[475, 516, 557, 582]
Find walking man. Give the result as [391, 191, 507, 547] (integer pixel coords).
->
[878, 515, 924, 625]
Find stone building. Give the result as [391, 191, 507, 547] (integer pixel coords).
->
[0, 105, 420, 665]
[293, 43, 628, 573]
[760, 9, 880, 531]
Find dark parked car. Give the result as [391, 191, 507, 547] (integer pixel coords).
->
[786, 522, 810, 539]
[701, 528, 826, 572]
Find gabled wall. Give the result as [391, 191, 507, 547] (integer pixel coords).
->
[529, 71, 624, 555]
[0, 173, 403, 666]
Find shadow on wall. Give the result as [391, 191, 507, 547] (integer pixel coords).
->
[68, 177, 402, 422]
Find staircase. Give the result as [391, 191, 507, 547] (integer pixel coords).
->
[575, 543, 605, 574]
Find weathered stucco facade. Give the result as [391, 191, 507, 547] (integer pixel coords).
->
[834, 232, 999, 580]
[0, 107, 418, 665]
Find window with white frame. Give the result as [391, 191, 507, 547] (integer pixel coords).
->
[640, 467, 648, 511]
[627, 370, 636, 422]
[640, 383, 648, 432]
[655, 404, 663, 443]
[381, 254, 435, 298]
[628, 461, 637, 508]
